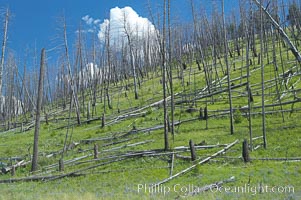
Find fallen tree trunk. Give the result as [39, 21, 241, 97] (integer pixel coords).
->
[188, 176, 235, 196]
[103, 140, 155, 152]
[0, 157, 128, 183]
[253, 157, 301, 161]
[1, 160, 31, 174]
[176, 82, 248, 105]
[174, 144, 228, 151]
[153, 139, 239, 185]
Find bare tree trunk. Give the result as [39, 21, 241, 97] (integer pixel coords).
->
[222, 0, 234, 134]
[168, 0, 175, 141]
[123, 13, 139, 100]
[259, 0, 267, 149]
[272, 29, 285, 123]
[246, 33, 253, 150]
[0, 8, 9, 110]
[31, 48, 45, 172]
[63, 19, 81, 125]
[163, 0, 169, 151]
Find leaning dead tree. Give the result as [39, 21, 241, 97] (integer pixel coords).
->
[252, 0, 301, 62]
[31, 48, 45, 172]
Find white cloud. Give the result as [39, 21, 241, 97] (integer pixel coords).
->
[97, 6, 156, 43]
[82, 15, 94, 25]
[81, 15, 102, 33]
[93, 19, 101, 24]
[98, 19, 110, 41]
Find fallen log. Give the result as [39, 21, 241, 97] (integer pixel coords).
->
[1, 160, 31, 174]
[81, 136, 120, 144]
[174, 144, 228, 151]
[188, 176, 236, 196]
[0, 157, 128, 183]
[253, 157, 301, 161]
[152, 139, 239, 185]
[45, 142, 80, 158]
[175, 154, 191, 161]
[43, 154, 93, 171]
[103, 140, 155, 152]
[176, 82, 248, 105]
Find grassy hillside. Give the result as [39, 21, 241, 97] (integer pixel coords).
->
[0, 34, 301, 200]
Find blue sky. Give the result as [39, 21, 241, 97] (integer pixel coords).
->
[0, 0, 237, 59]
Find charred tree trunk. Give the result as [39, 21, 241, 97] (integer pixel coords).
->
[242, 139, 250, 162]
[189, 139, 196, 161]
[31, 48, 45, 172]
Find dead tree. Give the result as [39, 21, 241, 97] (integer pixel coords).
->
[59, 158, 64, 171]
[241, 3, 253, 150]
[168, 0, 175, 141]
[242, 139, 250, 162]
[162, 0, 169, 151]
[259, 0, 267, 149]
[0, 8, 9, 111]
[62, 17, 81, 125]
[148, 0, 169, 150]
[31, 48, 45, 172]
[189, 139, 196, 161]
[222, 0, 234, 134]
[75, 23, 86, 117]
[94, 144, 99, 159]
[122, 12, 139, 100]
[253, 0, 301, 62]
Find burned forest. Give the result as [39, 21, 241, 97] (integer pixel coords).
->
[0, 0, 300, 199]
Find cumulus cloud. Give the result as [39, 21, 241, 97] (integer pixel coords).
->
[82, 15, 94, 25]
[97, 6, 156, 43]
[80, 15, 101, 33]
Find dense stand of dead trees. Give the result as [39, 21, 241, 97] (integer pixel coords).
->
[0, 0, 301, 173]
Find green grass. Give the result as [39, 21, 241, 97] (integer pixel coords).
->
[0, 32, 301, 200]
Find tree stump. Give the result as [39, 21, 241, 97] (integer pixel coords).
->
[189, 140, 196, 161]
[45, 113, 49, 125]
[196, 60, 201, 71]
[21, 123, 23, 132]
[204, 106, 208, 129]
[94, 144, 99, 159]
[59, 158, 64, 171]
[204, 106, 208, 120]
[101, 113, 105, 128]
[199, 107, 203, 120]
[167, 117, 171, 132]
[87, 102, 91, 123]
[242, 139, 250, 162]
[11, 166, 15, 176]
[257, 53, 261, 65]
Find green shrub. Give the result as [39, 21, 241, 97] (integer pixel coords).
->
[234, 109, 243, 124]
